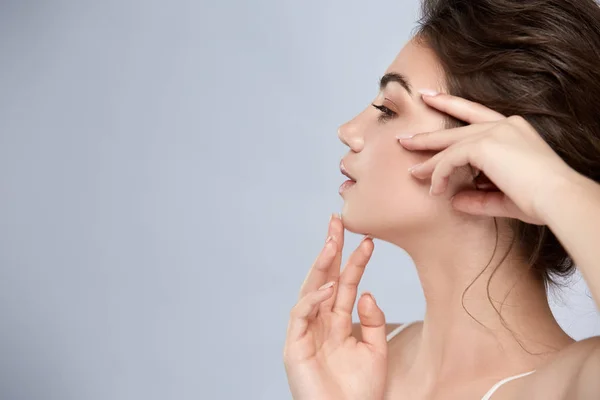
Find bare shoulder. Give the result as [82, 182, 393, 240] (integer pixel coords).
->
[517, 336, 600, 399]
[351, 322, 403, 342]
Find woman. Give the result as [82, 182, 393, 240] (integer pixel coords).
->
[283, 0, 600, 399]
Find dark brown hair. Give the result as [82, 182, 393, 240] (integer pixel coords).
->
[414, 0, 600, 294]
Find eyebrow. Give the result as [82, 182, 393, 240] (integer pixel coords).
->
[379, 72, 412, 96]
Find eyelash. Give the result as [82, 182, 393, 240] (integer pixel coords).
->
[371, 103, 397, 123]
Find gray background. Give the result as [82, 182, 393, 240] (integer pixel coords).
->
[0, 1, 598, 399]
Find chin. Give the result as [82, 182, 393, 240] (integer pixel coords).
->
[340, 201, 387, 239]
[341, 197, 434, 243]
[339, 208, 366, 236]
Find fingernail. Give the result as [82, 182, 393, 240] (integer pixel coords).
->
[319, 281, 335, 290]
[362, 291, 376, 304]
[418, 89, 439, 96]
[396, 133, 415, 140]
[408, 163, 422, 172]
[476, 183, 496, 190]
[326, 235, 334, 243]
[362, 234, 373, 241]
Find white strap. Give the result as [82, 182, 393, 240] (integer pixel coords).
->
[480, 370, 535, 400]
[386, 321, 417, 342]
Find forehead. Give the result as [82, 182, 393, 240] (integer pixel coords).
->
[384, 39, 445, 93]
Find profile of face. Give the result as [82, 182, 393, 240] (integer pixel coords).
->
[337, 38, 477, 245]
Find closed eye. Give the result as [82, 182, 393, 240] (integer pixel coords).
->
[371, 103, 397, 123]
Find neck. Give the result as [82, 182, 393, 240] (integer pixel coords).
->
[390, 216, 574, 385]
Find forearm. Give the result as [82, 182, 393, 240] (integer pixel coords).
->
[537, 169, 600, 310]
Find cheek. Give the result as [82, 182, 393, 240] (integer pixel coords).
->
[341, 142, 442, 235]
[359, 141, 436, 208]
[361, 139, 429, 189]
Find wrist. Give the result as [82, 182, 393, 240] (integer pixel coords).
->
[535, 165, 591, 226]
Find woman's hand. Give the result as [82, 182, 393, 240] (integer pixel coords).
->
[399, 91, 578, 225]
[283, 214, 387, 400]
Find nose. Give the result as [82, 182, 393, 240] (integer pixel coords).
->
[337, 120, 364, 152]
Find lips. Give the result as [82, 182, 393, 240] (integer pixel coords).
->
[340, 159, 357, 181]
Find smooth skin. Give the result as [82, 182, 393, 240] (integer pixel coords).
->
[283, 92, 600, 400]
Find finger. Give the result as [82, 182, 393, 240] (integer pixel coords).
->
[357, 292, 387, 356]
[451, 190, 544, 225]
[331, 237, 374, 317]
[409, 149, 445, 181]
[287, 282, 336, 342]
[298, 213, 340, 299]
[298, 235, 338, 301]
[320, 214, 345, 312]
[409, 137, 485, 190]
[421, 92, 506, 123]
[429, 140, 485, 196]
[398, 123, 495, 151]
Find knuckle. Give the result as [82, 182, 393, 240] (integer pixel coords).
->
[413, 132, 428, 142]
[282, 351, 292, 366]
[507, 115, 525, 125]
[341, 279, 359, 291]
[288, 307, 297, 319]
[289, 301, 302, 318]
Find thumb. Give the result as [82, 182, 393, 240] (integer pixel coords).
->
[357, 292, 387, 355]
